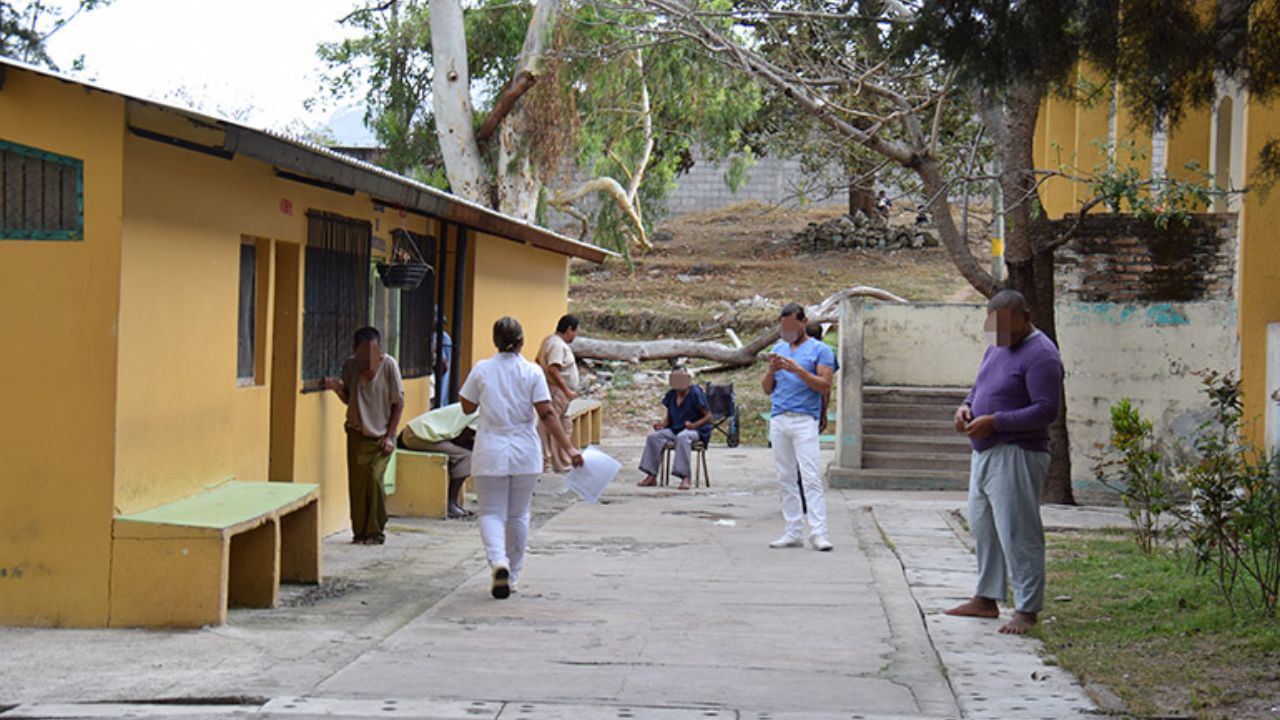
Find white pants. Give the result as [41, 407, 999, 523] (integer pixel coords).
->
[770, 413, 827, 539]
[474, 474, 539, 582]
[968, 444, 1051, 613]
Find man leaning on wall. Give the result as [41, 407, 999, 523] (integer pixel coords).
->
[323, 326, 405, 545]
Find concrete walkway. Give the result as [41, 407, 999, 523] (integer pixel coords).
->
[0, 441, 1124, 720]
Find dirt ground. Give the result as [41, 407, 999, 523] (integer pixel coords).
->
[569, 201, 991, 444]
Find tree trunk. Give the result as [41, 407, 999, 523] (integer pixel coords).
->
[573, 285, 907, 365]
[997, 79, 1076, 506]
[496, 0, 561, 219]
[429, 0, 490, 204]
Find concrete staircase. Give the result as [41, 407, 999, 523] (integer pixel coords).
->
[830, 385, 972, 490]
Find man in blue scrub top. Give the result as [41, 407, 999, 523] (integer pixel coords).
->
[762, 303, 837, 551]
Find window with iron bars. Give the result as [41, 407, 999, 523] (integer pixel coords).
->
[0, 139, 83, 241]
[302, 210, 371, 391]
[396, 229, 438, 380]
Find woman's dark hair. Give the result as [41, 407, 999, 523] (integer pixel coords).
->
[493, 317, 524, 353]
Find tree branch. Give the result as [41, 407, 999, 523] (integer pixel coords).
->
[476, 70, 538, 145]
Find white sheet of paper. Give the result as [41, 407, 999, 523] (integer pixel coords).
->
[563, 446, 622, 503]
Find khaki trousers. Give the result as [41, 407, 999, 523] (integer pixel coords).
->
[346, 431, 390, 539]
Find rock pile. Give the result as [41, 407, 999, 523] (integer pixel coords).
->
[791, 210, 942, 252]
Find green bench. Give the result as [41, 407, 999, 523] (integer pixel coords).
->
[109, 481, 321, 628]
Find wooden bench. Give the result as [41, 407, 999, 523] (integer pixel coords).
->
[567, 397, 603, 447]
[109, 481, 321, 628]
[385, 449, 463, 519]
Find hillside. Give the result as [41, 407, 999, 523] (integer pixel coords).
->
[567, 201, 990, 446]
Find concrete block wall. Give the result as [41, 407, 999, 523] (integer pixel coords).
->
[850, 299, 1237, 488]
[1053, 213, 1236, 303]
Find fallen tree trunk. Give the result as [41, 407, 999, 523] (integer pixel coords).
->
[573, 285, 908, 365]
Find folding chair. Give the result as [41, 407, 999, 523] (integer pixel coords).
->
[702, 382, 740, 448]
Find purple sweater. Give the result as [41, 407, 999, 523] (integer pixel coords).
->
[964, 331, 1064, 453]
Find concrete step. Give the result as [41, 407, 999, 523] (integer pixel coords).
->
[863, 402, 957, 421]
[828, 467, 969, 491]
[862, 450, 972, 473]
[861, 417, 957, 436]
[863, 433, 972, 455]
[863, 385, 970, 406]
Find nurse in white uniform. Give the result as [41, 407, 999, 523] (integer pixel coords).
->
[460, 317, 584, 599]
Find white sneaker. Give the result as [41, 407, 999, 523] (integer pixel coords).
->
[811, 535, 834, 552]
[769, 535, 804, 549]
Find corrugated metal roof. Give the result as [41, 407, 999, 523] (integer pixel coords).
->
[0, 57, 611, 263]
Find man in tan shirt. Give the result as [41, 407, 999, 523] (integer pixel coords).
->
[536, 315, 580, 473]
[323, 326, 404, 545]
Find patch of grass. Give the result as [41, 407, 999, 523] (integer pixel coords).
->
[1037, 531, 1280, 719]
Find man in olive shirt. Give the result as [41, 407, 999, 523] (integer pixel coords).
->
[323, 326, 404, 545]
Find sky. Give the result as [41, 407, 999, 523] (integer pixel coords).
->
[44, 0, 376, 144]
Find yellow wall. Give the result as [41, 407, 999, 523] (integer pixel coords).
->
[1167, 107, 1213, 189]
[0, 71, 124, 626]
[116, 125, 433, 534]
[1239, 97, 1280, 440]
[1040, 95, 1079, 220]
[462, 232, 570, 380]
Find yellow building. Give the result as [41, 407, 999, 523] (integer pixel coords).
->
[1034, 71, 1280, 453]
[0, 59, 606, 627]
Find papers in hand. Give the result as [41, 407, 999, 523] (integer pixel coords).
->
[563, 446, 621, 503]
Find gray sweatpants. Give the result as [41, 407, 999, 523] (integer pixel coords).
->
[968, 443, 1051, 614]
[639, 428, 700, 479]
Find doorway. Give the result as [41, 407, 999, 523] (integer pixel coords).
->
[269, 241, 302, 482]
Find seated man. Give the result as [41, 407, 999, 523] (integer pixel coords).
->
[398, 402, 480, 518]
[637, 368, 713, 491]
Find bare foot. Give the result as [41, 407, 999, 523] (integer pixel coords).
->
[677, 479, 691, 490]
[637, 475, 657, 487]
[998, 611, 1037, 634]
[944, 597, 1000, 619]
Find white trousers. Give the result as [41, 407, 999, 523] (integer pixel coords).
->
[474, 474, 539, 582]
[968, 444, 1051, 613]
[770, 413, 827, 539]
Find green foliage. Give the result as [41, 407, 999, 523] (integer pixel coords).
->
[0, 0, 113, 70]
[1094, 398, 1173, 554]
[320, 1, 761, 251]
[1063, 139, 1219, 227]
[1038, 532, 1280, 719]
[1175, 371, 1280, 616]
[1097, 372, 1280, 616]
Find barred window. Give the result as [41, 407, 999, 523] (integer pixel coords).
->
[302, 211, 371, 390]
[396, 229, 438, 379]
[0, 139, 84, 241]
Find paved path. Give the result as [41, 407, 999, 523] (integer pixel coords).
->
[0, 442, 1121, 719]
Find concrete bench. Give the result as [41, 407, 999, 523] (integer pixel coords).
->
[386, 449, 464, 519]
[109, 481, 321, 628]
[567, 397, 603, 447]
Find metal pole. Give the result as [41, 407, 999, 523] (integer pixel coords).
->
[449, 223, 469, 403]
[434, 222, 449, 405]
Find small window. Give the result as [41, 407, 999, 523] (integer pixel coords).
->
[237, 243, 257, 384]
[0, 139, 84, 241]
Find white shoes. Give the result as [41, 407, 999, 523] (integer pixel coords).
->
[811, 535, 834, 552]
[769, 535, 804, 549]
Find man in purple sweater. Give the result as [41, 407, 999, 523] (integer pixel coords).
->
[945, 289, 1064, 635]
